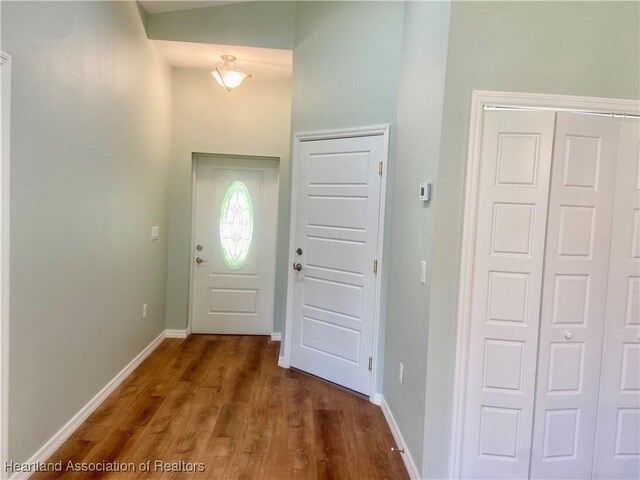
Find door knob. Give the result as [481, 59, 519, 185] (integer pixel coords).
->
[564, 330, 574, 340]
[296, 248, 303, 255]
[292, 263, 303, 271]
[196, 257, 208, 264]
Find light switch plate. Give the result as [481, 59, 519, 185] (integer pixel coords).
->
[421, 261, 427, 285]
[419, 182, 432, 201]
[151, 226, 160, 240]
[142, 304, 148, 319]
[399, 362, 404, 384]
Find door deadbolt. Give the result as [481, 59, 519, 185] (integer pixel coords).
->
[296, 248, 303, 255]
[292, 263, 303, 271]
[196, 244, 203, 251]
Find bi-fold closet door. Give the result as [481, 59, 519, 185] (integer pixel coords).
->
[591, 119, 640, 479]
[460, 110, 640, 479]
[529, 113, 629, 479]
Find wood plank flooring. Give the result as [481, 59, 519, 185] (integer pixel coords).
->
[32, 335, 409, 480]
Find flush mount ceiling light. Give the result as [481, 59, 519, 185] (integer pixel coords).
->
[211, 55, 251, 92]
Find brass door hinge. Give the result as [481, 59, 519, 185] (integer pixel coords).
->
[378, 161, 383, 176]
[373, 259, 378, 274]
[368, 357, 373, 371]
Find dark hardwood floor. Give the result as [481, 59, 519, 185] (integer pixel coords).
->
[32, 335, 409, 480]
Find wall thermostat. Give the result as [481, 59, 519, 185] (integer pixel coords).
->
[420, 182, 432, 202]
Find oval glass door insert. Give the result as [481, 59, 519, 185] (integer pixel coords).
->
[219, 180, 254, 269]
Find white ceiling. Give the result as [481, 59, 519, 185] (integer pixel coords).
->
[151, 40, 292, 77]
[140, 1, 247, 14]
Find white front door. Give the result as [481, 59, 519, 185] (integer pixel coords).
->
[592, 118, 640, 479]
[529, 113, 620, 479]
[192, 156, 278, 335]
[460, 111, 556, 479]
[289, 135, 384, 395]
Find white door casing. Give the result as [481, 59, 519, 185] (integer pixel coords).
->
[287, 131, 386, 396]
[529, 113, 620, 478]
[459, 110, 556, 479]
[592, 118, 640, 479]
[191, 156, 278, 335]
[0, 51, 10, 470]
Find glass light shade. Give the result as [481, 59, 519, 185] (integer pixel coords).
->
[211, 55, 251, 92]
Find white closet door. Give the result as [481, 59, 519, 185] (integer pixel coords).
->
[592, 118, 640, 479]
[529, 113, 620, 479]
[461, 111, 556, 479]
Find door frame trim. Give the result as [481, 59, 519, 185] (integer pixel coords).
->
[283, 124, 390, 403]
[449, 90, 640, 478]
[188, 152, 280, 336]
[0, 51, 11, 468]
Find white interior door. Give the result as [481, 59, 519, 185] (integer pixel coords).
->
[592, 118, 640, 479]
[289, 135, 384, 395]
[459, 111, 556, 479]
[192, 156, 278, 335]
[529, 113, 620, 479]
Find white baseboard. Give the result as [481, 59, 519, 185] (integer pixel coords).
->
[380, 395, 421, 480]
[165, 329, 189, 339]
[270, 332, 281, 342]
[277, 355, 286, 368]
[371, 393, 382, 405]
[9, 331, 166, 480]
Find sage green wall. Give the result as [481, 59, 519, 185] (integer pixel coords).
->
[146, 1, 295, 50]
[383, 1, 450, 472]
[290, 1, 405, 377]
[423, 2, 640, 477]
[153, 1, 405, 342]
[291, 1, 403, 133]
[1, 1, 172, 462]
[145, 2, 294, 334]
[166, 67, 292, 331]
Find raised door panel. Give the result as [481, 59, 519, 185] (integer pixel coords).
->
[593, 118, 640, 479]
[541, 409, 580, 460]
[460, 111, 556, 479]
[530, 113, 620, 479]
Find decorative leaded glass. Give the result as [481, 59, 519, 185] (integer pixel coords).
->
[219, 180, 253, 269]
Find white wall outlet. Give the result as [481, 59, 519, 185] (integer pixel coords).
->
[142, 304, 148, 319]
[151, 226, 160, 240]
[421, 260, 427, 285]
[399, 362, 404, 385]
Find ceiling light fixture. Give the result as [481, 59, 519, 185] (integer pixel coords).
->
[211, 55, 251, 92]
